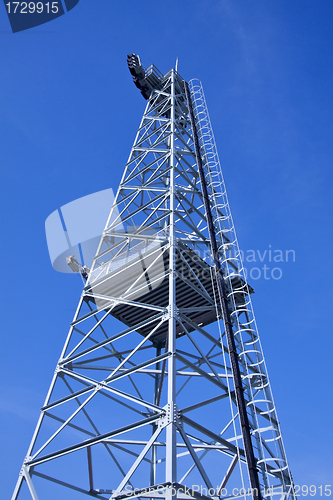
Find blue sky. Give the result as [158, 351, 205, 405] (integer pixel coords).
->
[1, 0, 332, 497]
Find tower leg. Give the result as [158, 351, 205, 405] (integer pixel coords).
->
[166, 68, 177, 495]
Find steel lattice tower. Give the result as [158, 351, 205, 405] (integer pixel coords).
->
[12, 56, 296, 500]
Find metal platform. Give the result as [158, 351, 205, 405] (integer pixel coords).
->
[85, 242, 253, 345]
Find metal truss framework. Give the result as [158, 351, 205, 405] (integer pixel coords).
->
[12, 65, 296, 500]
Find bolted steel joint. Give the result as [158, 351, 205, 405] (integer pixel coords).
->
[167, 304, 179, 319]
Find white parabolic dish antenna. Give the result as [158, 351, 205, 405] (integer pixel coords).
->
[45, 188, 166, 303]
[45, 188, 119, 273]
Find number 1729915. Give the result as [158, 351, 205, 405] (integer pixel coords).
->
[5, 2, 59, 14]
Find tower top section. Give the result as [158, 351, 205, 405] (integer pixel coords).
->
[127, 53, 183, 99]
